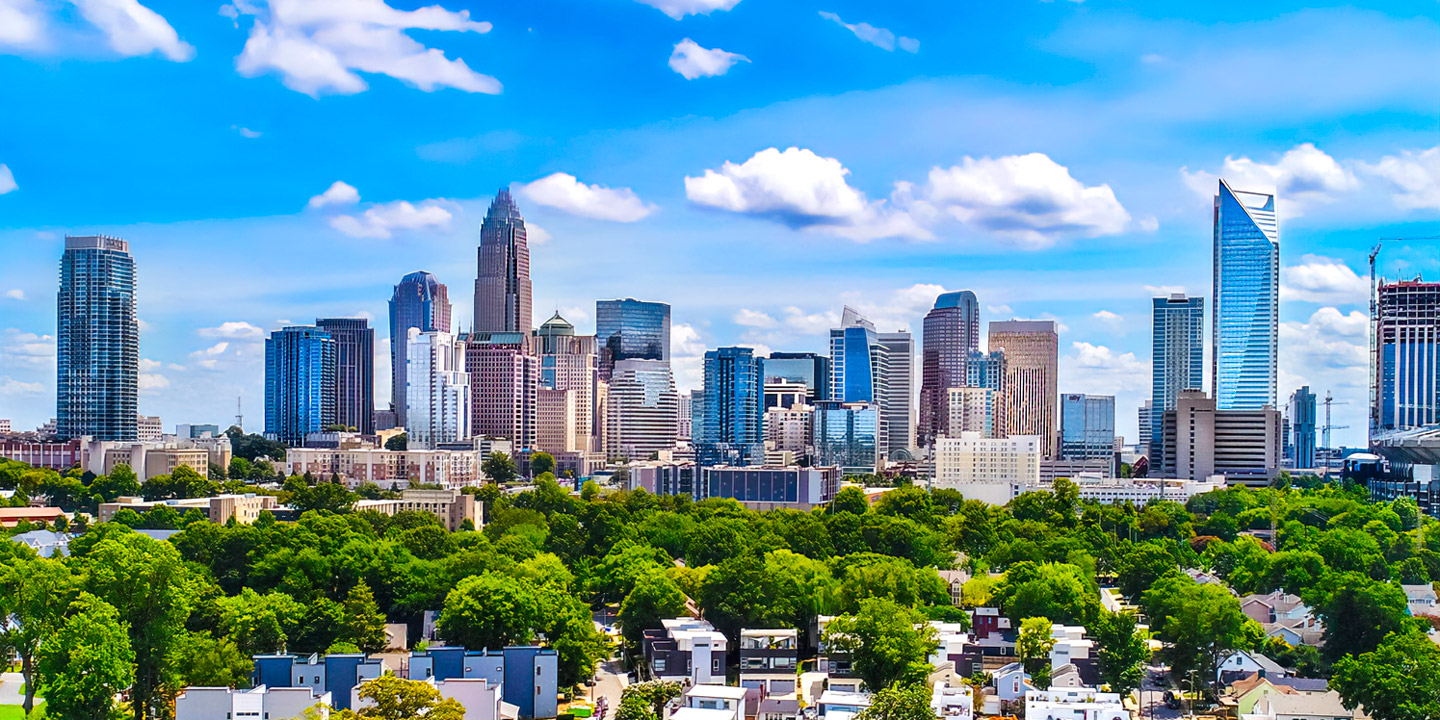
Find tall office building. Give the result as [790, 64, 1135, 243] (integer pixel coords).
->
[1212, 180, 1279, 411]
[475, 189, 533, 334]
[1288, 386, 1317, 468]
[764, 352, 831, 402]
[389, 271, 451, 428]
[605, 359, 679, 460]
[1373, 279, 1440, 433]
[878, 331, 915, 457]
[1151, 293, 1205, 459]
[1059, 393, 1115, 462]
[698, 347, 764, 466]
[57, 235, 139, 441]
[532, 313, 598, 454]
[829, 308, 891, 460]
[406, 329, 470, 449]
[316, 317, 375, 434]
[988, 320, 1059, 457]
[596, 298, 670, 380]
[1161, 390, 1280, 486]
[919, 290, 980, 447]
[812, 402, 880, 475]
[1137, 400, 1153, 458]
[264, 326, 336, 446]
[463, 332, 538, 451]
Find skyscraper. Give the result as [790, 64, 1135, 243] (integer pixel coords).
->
[1373, 278, 1440, 433]
[406, 329, 470, 449]
[1151, 293, 1205, 459]
[463, 332, 538, 451]
[265, 326, 336, 446]
[475, 188, 533, 334]
[764, 351, 831, 402]
[829, 307, 890, 459]
[812, 402, 880, 475]
[596, 298, 670, 380]
[919, 290, 980, 447]
[1059, 393, 1115, 462]
[57, 235, 139, 441]
[1137, 400, 1153, 458]
[1212, 179, 1279, 411]
[1288, 386, 1316, 468]
[389, 271, 451, 428]
[698, 346, 764, 466]
[606, 359, 680, 460]
[988, 320, 1059, 457]
[878, 331, 915, 457]
[316, 317, 375, 434]
[533, 313, 598, 454]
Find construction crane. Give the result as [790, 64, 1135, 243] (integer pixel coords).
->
[1322, 391, 1349, 452]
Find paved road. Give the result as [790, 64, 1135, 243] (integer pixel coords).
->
[588, 659, 629, 720]
[1135, 667, 1182, 720]
[0, 672, 33, 706]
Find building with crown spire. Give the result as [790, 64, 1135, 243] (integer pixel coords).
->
[475, 188, 533, 334]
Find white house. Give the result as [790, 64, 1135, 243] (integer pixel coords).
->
[1217, 651, 1288, 684]
[678, 684, 748, 720]
[1023, 688, 1127, 720]
[176, 685, 330, 720]
[1242, 690, 1362, 720]
[815, 690, 872, 720]
[1403, 584, 1438, 615]
[930, 682, 974, 720]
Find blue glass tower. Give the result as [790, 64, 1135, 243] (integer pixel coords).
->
[764, 351, 831, 402]
[829, 307, 886, 404]
[812, 402, 880, 475]
[1151, 293, 1205, 456]
[389, 271, 451, 427]
[265, 326, 337, 446]
[698, 346, 764, 466]
[596, 298, 670, 380]
[1288, 385, 1317, 467]
[1212, 180, 1279, 411]
[1059, 393, 1115, 461]
[57, 236, 138, 441]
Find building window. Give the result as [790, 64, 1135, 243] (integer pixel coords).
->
[712, 658, 720, 673]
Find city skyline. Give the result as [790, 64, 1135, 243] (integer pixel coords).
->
[2, 2, 1438, 447]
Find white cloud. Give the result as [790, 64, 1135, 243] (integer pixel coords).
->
[669, 38, 748, 80]
[819, 11, 918, 53]
[190, 341, 231, 369]
[0, 164, 15, 194]
[634, 0, 740, 20]
[987, 304, 1014, 317]
[72, 0, 194, 61]
[1092, 310, 1126, 332]
[4, 289, 23, 300]
[0, 376, 43, 396]
[139, 372, 170, 392]
[1281, 307, 1368, 371]
[199, 321, 265, 340]
[0, 0, 47, 49]
[1063, 341, 1150, 395]
[1181, 143, 1358, 215]
[139, 358, 161, 371]
[229, 0, 500, 97]
[329, 199, 453, 239]
[1, 329, 55, 367]
[685, 147, 929, 241]
[1281, 255, 1368, 305]
[1362, 146, 1440, 211]
[308, 180, 360, 208]
[527, 223, 552, 245]
[517, 172, 657, 222]
[924, 153, 1133, 247]
[671, 322, 708, 392]
[733, 309, 778, 328]
[234, 126, 263, 139]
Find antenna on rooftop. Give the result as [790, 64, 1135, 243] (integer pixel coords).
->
[235, 396, 244, 431]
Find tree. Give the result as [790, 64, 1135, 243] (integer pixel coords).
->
[439, 573, 540, 650]
[620, 569, 688, 647]
[290, 478, 357, 514]
[350, 674, 466, 720]
[175, 632, 253, 689]
[856, 683, 934, 720]
[616, 681, 683, 720]
[531, 452, 556, 477]
[0, 555, 74, 714]
[832, 486, 870, 515]
[1144, 577, 1257, 696]
[484, 451, 520, 484]
[1331, 631, 1440, 720]
[992, 561, 1101, 627]
[385, 433, 408, 452]
[37, 593, 135, 720]
[345, 581, 390, 653]
[1018, 616, 1056, 689]
[1313, 575, 1412, 661]
[1092, 610, 1148, 698]
[823, 598, 938, 692]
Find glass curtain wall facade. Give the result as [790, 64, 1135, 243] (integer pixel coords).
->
[1151, 293, 1205, 458]
[919, 290, 980, 447]
[1288, 385, 1316, 467]
[1374, 280, 1440, 433]
[1059, 393, 1116, 461]
[764, 352, 831, 402]
[265, 326, 337, 446]
[57, 235, 139, 441]
[812, 402, 880, 475]
[316, 317, 375, 434]
[596, 298, 670, 380]
[474, 189, 533, 334]
[389, 271, 451, 427]
[1212, 180, 1279, 411]
[698, 347, 764, 466]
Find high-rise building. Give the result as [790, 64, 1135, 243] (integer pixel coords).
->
[1161, 390, 1280, 486]
[264, 326, 337, 446]
[463, 332, 538, 451]
[677, 391, 693, 441]
[1288, 386, 1317, 468]
[57, 235, 139, 441]
[405, 330, 470, 449]
[932, 432, 1042, 504]
[988, 320, 1059, 457]
[532, 313, 599, 453]
[830, 307, 887, 405]
[878, 331, 915, 457]
[596, 298, 670, 380]
[137, 414, 163, 442]
[947, 387, 996, 438]
[764, 352, 831, 402]
[698, 347, 764, 466]
[605, 359, 679, 460]
[1137, 400, 1153, 459]
[389, 271, 451, 428]
[474, 189, 533, 334]
[1212, 180, 1279, 411]
[1151, 293, 1205, 459]
[919, 290, 980, 447]
[316, 317, 375, 434]
[1059, 393, 1115, 462]
[1373, 279, 1440, 434]
[764, 380, 810, 410]
[812, 402, 880, 475]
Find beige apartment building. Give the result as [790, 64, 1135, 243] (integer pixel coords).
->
[99, 493, 279, 524]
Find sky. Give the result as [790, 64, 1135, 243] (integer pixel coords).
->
[0, 0, 1437, 448]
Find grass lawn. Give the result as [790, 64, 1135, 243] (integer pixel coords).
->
[0, 703, 45, 719]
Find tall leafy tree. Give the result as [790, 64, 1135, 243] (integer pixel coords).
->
[483, 452, 519, 484]
[345, 581, 390, 653]
[1144, 578, 1257, 696]
[1312, 574, 1412, 661]
[823, 598, 938, 692]
[855, 683, 934, 720]
[0, 555, 74, 714]
[347, 675, 466, 719]
[37, 593, 135, 720]
[1332, 631, 1440, 720]
[620, 569, 688, 647]
[1092, 610, 1149, 698]
[1017, 616, 1056, 689]
[439, 573, 540, 650]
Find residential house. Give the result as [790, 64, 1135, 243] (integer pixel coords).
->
[1240, 592, 1325, 645]
[991, 662, 1033, 703]
[1217, 651, 1289, 685]
[251, 653, 384, 712]
[1403, 584, 1439, 616]
[677, 684, 748, 720]
[176, 685, 331, 720]
[643, 618, 728, 687]
[355, 678, 516, 720]
[930, 682, 974, 720]
[406, 645, 559, 719]
[9, 529, 72, 557]
[815, 615, 862, 693]
[937, 570, 969, 606]
[1243, 690, 1362, 720]
[1023, 688, 1127, 720]
[929, 622, 973, 674]
[1049, 664, 1085, 689]
[1048, 624, 1099, 687]
[1229, 674, 1299, 717]
[815, 690, 872, 720]
[739, 629, 799, 698]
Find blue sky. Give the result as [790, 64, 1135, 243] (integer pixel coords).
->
[1, 0, 1437, 447]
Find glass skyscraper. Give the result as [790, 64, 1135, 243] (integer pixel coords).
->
[1212, 179, 1279, 411]
[1151, 293, 1205, 457]
[474, 188, 533, 334]
[1373, 279, 1440, 434]
[829, 307, 887, 405]
[596, 298, 670, 380]
[57, 235, 138, 441]
[316, 317, 374, 434]
[389, 271, 451, 427]
[763, 351, 831, 402]
[812, 402, 880, 475]
[1288, 385, 1316, 467]
[265, 326, 337, 446]
[1059, 393, 1115, 461]
[698, 346, 764, 466]
[919, 290, 980, 447]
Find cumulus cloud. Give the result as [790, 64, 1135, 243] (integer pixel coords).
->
[228, 0, 501, 97]
[527, 223, 552, 246]
[1, 329, 55, 367]
[923, 153, 1133, 247]
[330, 199, 453, 238]
[190, 341, 231, 369]
[0, 164, 15, 194]
[73, 0, 194, 60]
[199, 321, 265, 340]
[733, 309, 778, 328]
[669, 38, 748, 80]
[1282, 255, 1368, 305]
[1181, 143, 1358, 215]
[308, 180, 360, 208]
[0, 376, 43, 396]
[685, 147, 929, 241]
[1063, 341, 1150, 395]
[518, 172, 656, 222]
[4, 289, 24, 301]
[1361, 146, 1440, 211]
[634, 0, 740, 20]
[671, 322, 708, 392]
[0, 0, 47, 49]
[819, 11, 918, 53]
[1281, 307, 1368, 371]
[139, 372, 170, 392]
[1092, 310, 1126, 332]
